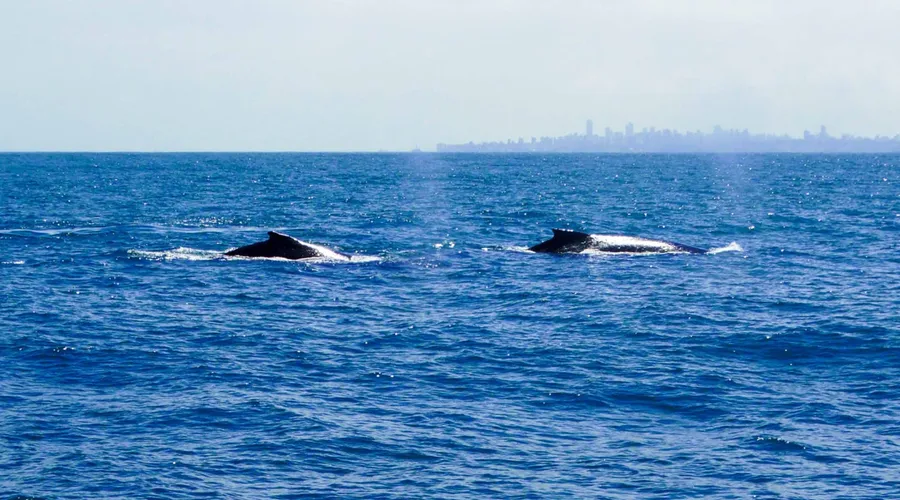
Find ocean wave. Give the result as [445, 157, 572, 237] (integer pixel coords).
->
[501, 245, 534, 253]
[0, 227, 114, 237]
[127, 247, 225, 261]
[708, 242, 743, 254]
[4, 153, 895, 499]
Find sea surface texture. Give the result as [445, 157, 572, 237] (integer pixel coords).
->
[1, 153, 898, 499]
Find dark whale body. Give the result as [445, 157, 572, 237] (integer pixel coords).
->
[225, 231, 349, 260]
[529, 229, 707, 254]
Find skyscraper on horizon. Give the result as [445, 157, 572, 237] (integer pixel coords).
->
[435, 120, 900, 153]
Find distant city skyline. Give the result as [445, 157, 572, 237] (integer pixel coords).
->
[2, 2, 900, 151]
[437, 120, 900, 153]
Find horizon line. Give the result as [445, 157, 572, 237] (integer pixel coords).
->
[3, 150, 900, 155]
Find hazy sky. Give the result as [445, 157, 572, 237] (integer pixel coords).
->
[2, 0, 899, 151]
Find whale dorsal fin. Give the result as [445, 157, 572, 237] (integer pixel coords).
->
[267, 231, 295, 242]
[551, 228, 591, 242]
[529, 228, 593, 253]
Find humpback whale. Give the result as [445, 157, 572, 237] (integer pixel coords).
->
[529, 229, 707, 254]
[225, 231, 350, 260]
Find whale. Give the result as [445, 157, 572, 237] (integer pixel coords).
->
[225, 231, 350, 260]
[529, 229, 707, 254]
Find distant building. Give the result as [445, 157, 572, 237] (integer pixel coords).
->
[434, 121, 900, 153]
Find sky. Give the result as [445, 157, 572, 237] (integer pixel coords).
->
[1, 0, 899, 151]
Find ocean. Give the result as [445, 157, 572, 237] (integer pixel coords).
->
[1, 153, 898, 498]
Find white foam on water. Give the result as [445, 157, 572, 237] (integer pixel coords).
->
[346, 255, 382, 264]
[296, 241, 350, 261]
[503, 246, 535, 253]
[708, 242, 743, 254]
[0, 227, 110, 236]
[2, 260, 25, 265]
[128, 247, 224, 261]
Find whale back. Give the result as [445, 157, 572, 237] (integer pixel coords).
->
[226, 231, 343, 260]
[529, 229, 708, 254]
[529, 228, 593, 253]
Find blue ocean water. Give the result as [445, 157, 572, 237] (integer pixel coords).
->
[0, 153, 898, 499]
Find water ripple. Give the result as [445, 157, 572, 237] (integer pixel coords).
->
[1, 153, 899, 498]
